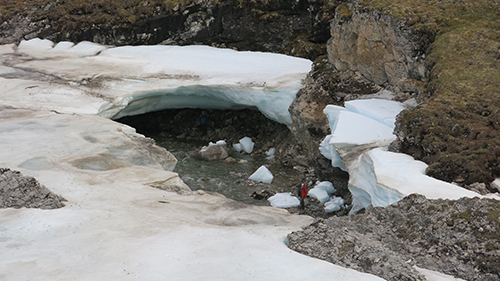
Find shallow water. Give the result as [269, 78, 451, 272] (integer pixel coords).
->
[152, 135, 303, 206]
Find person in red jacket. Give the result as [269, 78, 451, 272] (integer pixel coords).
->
[300, 183, 308, 209]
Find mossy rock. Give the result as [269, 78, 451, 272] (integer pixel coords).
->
[362, 0, 500, 184]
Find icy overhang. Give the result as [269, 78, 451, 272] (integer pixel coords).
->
[5, 39, 312, 126]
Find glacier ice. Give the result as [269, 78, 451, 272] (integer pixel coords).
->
[233, 143, 243, 152]
[6, 39, 312, 127]
[319, 134, 347, 171]
[268, 193, 300, 208]
[215, 140, 227, 146]
[308, 188, 330, 204]
[265, 147, 275, 160]
[233, 137, 254, 154]
[344, 98, 405, 129]
[239, 137, 255, 154]
[249, 165, 273, 184]
[325, 197, 345, 213]
[314, 181, 336, 194]
[308, 181, 336, 203]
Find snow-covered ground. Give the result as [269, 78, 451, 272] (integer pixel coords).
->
[0, 39, 388, 281]
[0, 39, 492, 281]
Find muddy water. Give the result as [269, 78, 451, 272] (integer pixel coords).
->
[151, 134, 303, 206]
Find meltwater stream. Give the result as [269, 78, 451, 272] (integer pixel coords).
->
[150, 134, 303, 206]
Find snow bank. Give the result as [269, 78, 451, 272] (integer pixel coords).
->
[17, 39, 107, 58]
[249, 165, 273, 184]
[0, 106, 386, 281]
[0, 39, 390, 281]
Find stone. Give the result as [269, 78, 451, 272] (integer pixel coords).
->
[224, 157, 235, 163]
[0, 0, 332, 61]
[250, 190, 275, 200]
[198, 145, 228, 161]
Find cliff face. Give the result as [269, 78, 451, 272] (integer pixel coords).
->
[327, 4, 430, 97]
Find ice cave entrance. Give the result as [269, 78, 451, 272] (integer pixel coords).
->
[116, 107, 302, 206]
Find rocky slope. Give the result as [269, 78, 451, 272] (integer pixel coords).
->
[327, 4, 430, 98]
[0, 168, 65, 209]
[288, 194, 500, 281]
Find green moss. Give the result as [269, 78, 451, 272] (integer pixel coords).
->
[0, 8, 13, 21]
[337, 3, 353, 18]
[451, 211, 473, 222]
[0, 0, 198, 30]
[485, 242, 500, 251]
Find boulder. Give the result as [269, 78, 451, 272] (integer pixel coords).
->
[198, 144, 228, 161]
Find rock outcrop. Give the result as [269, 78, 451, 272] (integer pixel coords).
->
[0, 168, 65, 209]
[327, 3, 431, 98]
[287, 55, 380, 167]
[286, 2, 433, 180]
[288, 194, 500, 281]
